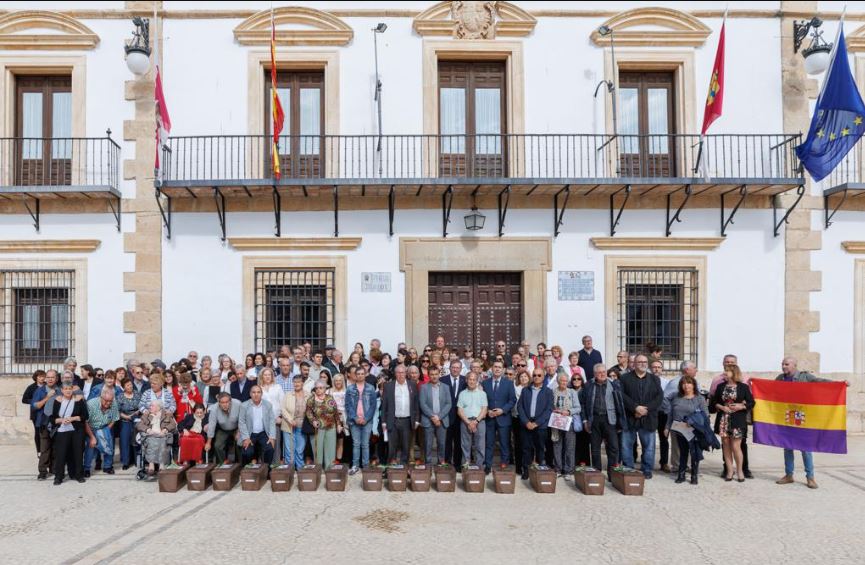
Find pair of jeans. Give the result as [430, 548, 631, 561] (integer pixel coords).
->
[282, 428, 306, 469]
[350, 421, 373, 468]
[85, 427, 114, 471]
[784, 449, 814, 479]
[119, 419, 135, 467]
[622, 428, 656, 475]
[483, 418, 511, 470]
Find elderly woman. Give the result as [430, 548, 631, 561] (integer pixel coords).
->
[178, 403, 208, 464]
[136, 400, 177, 480]
[139, 373, 176, 415]
[665, 374, 709, 484]
[117, 377, 141, 470]
[173, 372, 202, 423]
[330, 373, 348, 462]
[550, 373, 581, 479]
[280, 374, 310, 468]
[570, 372, 591, 466]
[51, 381, 88, 485]
[306, 380, 340, 469]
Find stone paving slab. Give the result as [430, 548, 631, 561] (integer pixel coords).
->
[1, 439, 864, 564]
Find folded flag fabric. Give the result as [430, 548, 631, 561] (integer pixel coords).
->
[751, 379, 846, 454]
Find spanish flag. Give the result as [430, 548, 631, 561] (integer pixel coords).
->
[751, 379, 847, 454]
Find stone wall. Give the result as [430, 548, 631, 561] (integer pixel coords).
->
[0, 376, 36, 445]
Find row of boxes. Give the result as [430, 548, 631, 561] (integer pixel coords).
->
[157, 464, 644, 496]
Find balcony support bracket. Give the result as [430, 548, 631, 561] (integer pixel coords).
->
[333, 186, 339, 237]
[442, 185, 454, 238]
[825, 188, 848, 229]
[155, 188, 172, 240]
[23, 195, 40, 232]
[720, 185, 747, 237]
[108, 193, 122, 232]
[388, 185, 396, 237]
[773, 184, 806, 237]
[498, 185, 511, 237]
[214, 187, 226, 242]
[665, 184, 692, 236]
[609, 185, 631, 237]
[553, 185, 571, 237]
[272, 186, 281, 237]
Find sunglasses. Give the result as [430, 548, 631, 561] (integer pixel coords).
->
[532, 374, 544, 378]
[422, 359, 430, 363]
[516, 363, 527, 367]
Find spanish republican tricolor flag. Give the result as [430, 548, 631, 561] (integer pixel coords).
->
[752, 379, 847, 454]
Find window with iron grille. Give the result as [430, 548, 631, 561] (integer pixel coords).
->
[616, 267, 698, 371]
[0, 270, 75, 375]
[254, 269, 334, 354]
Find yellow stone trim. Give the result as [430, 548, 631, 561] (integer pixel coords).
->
[242, 255, 347, 354]
[0, 10, 99, 50]
[591, 7, 711, 48]
[854, 260, 865, 391]
[234, 6, 353, 46]
[591, 237, 724, 251]
[228, 237, 361, 251]
[603, 255, 707, 370]
[842, 241, 865, 253]
[0, 240, 100, 253]
[413, 1, 537, 38]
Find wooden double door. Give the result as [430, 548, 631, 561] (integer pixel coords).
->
[428, 272, 522, 354]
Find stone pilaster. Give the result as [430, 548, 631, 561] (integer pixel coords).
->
[780, 1, 821, 372]
[122, 1, 163, 364]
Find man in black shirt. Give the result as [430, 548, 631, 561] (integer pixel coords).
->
[619, 354, 663, 479]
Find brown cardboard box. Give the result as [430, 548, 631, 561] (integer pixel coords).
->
[493, 466, 516, 494]
[297, 464, 322, 491]
[409, 464, 431, 492]
[611, 468, 644, 495]
[186, 463, 215, 491]
[211, 463, 240, 491]
[574, 468, 605, 495]
[270, 465, 294, 492]
[387, 465, 408, 492]
[158, 465, 188, 493]
[362, 465, 384, 491]
[434, 465, 456, 492]
[463, 466, 486, 493]
[325, 464, 348, 491]
[240, 463, 269, 491]
[529, 466, 557, 493]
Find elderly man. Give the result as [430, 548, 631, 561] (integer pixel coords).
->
[239, 385, 276, 465]
[84, 387, 119, 476]
[775, 357, 850, 489]
[131, 364, 149, 395]
[457, 372, 488, 467]
[276, 356, 293, 392]
[543, 358, 563, 389]
[419, 366, 452, 465]
[31, 370, 60, 480]
[324, 349, 344, 377]
[494, 340, 512, 368]
[661, 361, 697, 473]
[517, 368, 553, 480]
[442, 359, 467, 467]
[482, 360, 516, 473]
[205, 393, 243, 464]
[709, 355, 753, 479]
[577, 335, 603, 379]
[620, 354, 663, 479]
[580, 363, 625, 480]
[381, 364, 419, 465]
[289, 347, 306, 377]
[611, 351, 629, 374]
[187, 350, 200, 378]
[346, 366, 378, 474]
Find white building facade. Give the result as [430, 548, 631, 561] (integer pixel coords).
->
[0, 0, 863, 441]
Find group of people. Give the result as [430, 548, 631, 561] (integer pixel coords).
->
[21, 336, 844, 490]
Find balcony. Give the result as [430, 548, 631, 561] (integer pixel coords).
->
[157, 133, 803, 239]
[823, 142, 865, 228]
[0, 134, 122, 231]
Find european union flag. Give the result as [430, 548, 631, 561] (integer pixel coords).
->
[796, 28, 865, 182]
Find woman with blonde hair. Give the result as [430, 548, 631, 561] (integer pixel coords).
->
[330, 373, 348, 462]
[711, 364, 754, 483]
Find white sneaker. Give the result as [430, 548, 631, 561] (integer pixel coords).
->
[349, 466, 359, 475]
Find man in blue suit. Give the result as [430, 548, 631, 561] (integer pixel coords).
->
[516, 368, 553, 480]
[481, 360, 516, 473]
[441, 359, 467, 467]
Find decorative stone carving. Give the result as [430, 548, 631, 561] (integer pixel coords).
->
[453, 1, 496, 40]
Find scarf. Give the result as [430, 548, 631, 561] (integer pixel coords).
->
[191, 413, 204, 434]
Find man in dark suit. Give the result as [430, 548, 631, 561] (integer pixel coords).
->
[516, 368, 553, 480]
[441, 359, 467, 467]
[481, 360, 516, 473]
[230, 373, 253, 403]
[380, 364, 419, 465]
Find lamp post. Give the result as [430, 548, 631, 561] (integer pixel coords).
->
[125, 17, 151, 76]
[794, 17, 833, 76]
[594, 25, 618, 138]
[372, 23, 387, 176]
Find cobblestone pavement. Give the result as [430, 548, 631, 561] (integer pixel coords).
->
[1, 438, 864, 565]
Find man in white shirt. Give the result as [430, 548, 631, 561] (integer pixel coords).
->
[239, 385, 276, 466]
[381, 365, 419, 465]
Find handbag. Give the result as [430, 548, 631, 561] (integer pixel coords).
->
[301, 415, 315, 435]
[572, 416, 583, 433]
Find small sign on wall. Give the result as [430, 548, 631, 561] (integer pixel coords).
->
[362, 272, 392, 293]
[558, 271, 594, 301]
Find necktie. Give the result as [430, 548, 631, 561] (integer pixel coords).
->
[493, 379, 498, 394]
[356, 384, 365, 420]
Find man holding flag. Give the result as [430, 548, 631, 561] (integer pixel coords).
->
[796, 22, 865, 181]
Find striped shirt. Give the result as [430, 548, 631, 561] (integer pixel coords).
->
[87, 397, 119, 430]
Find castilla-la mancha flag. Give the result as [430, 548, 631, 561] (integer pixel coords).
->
[270, 9, 285, 179]
[751, 379, 847, 454]
[701, 21, 725, 135]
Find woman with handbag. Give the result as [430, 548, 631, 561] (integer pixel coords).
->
[306, 380, 340, 469]
[280, 374, 310, 469]
[51, 381, 88, 485]
[550, 373, 581, 479]
[712, 364, 755, 482]
[665, 375, 709, 484]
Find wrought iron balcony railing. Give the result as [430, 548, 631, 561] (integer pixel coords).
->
[160, 133, 802, 186]
[0, 134, 120, 190]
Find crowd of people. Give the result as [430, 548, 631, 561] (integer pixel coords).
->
[20, 336, 844, 490]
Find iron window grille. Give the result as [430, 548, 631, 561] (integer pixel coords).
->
[254, 269, 334, 354]
[0, 270, 75, 376]
[616, 267, 698, 372]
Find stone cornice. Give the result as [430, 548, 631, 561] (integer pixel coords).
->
[228, 237, 361, 251]
[590, 237, 724, 251]
[0, 239, 101, 253]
